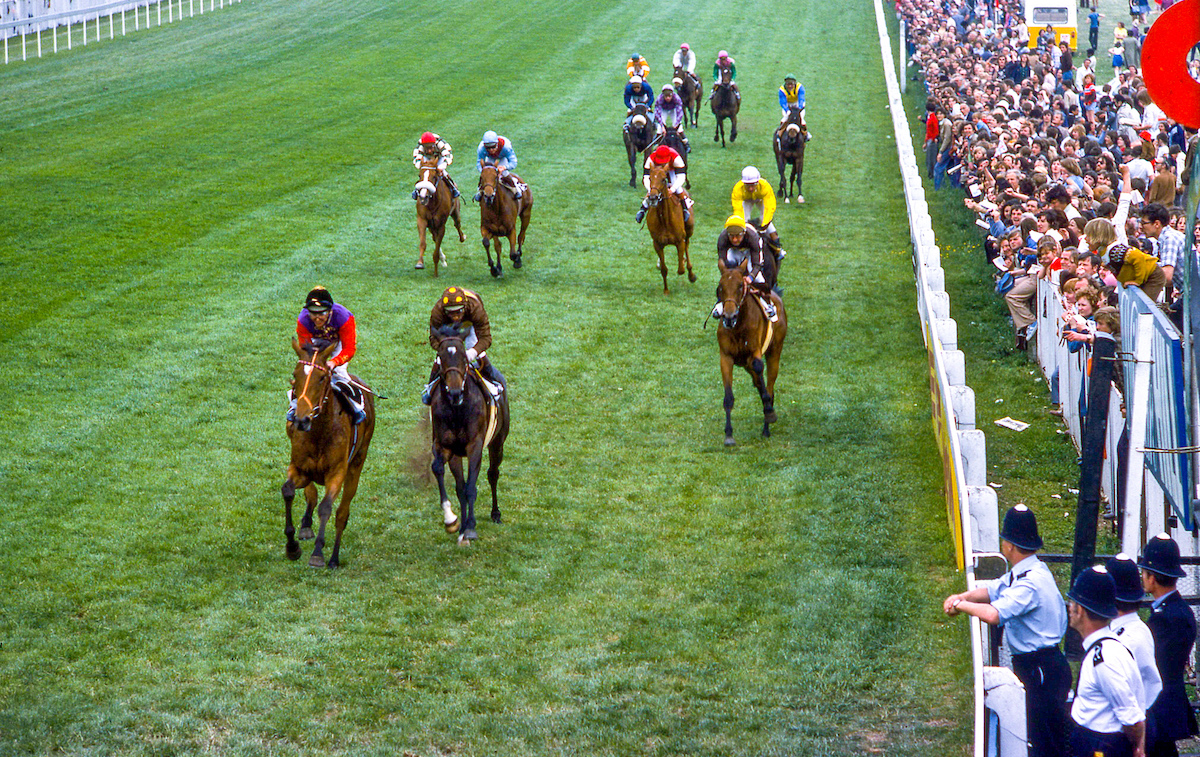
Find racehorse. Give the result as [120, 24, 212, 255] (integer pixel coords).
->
[477, 165, 533, 278]
[710, 71, 739, 147]
[673, 65, 702, 127]
[414, 157, 466, 275]
[715, 263, 787, 445]
[661, 124, 690, 189]
[282, 338, 375, 568]
[773, 121, 807, 203]
[623, 104, 657, 187]
[644, 161, 695, 294]
[429, 330, 510, 545]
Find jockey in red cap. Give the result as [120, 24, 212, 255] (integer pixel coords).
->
[412, 131, 460, 198]
[634, 145, 692, 223]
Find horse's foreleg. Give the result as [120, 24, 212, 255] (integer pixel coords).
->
[721, 353, 736, 446]
[628, 147, 638, 187]
[308, 469, 346, 568]
[281, 469, 306, 561]
[432, 446, 458, 533]
[300, 483, 317, 540]
[714, 118, 721, 144]
[487, 437, 504, 525]
[794, 158, 804, 201]
[515, 206, 531, 267]
[459, 442, 484, 543]
[416, 217, 428, 268]
[325, 468, 360, 569]
[433, 226, 445, 278]
[508, 229, 521, 268]
[765, 346, 782, 425]
[653, 241, 669, 294]
[680, 238, 696, 283]
[748, 356, 773, 437]
[730, 113, 738, 142]
[482, 233, 501, 278]
[452, 201, 466, 242]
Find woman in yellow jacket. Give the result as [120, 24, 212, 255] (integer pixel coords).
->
[732, 166, 786, 262]
[1084, 217, 1165, 301]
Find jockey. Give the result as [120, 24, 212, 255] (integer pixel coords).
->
[475, 130, 525, 201]
[672, 42, 696, 74]
[626, 52, 650, 81]
[624, 75, 654, 128]
[710, 50, 740, 102]
[654, 84, 690, 153]
[634, 144, 692, 224]
[712, 215, 777, 319]
[289, 286, 367, 425]
[778, 74, 807, 128]
[411, 131, 460, 199]
[422, 286, 503, 404]
[731, 166, 786, 262]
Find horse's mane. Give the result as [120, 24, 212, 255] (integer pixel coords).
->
[435, 324, 463, 340]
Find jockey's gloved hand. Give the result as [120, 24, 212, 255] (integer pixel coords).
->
[711, 302, 723, 319]
[466, 348, 479, 362]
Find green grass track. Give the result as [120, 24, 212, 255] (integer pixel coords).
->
[0, 0, 974, 754]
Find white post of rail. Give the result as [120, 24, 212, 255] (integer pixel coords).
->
[52, 25, 56, 53]
[899, 19, 907, 94]
[65, 21, 69, 49]
[157, 1, 161, 26]
[21, 28, 25, 61]
[121, 9, 125, 35]
[1122, 313, 1155, 557]
[82, 17, 86, 46]
[35, 27, 39, 56]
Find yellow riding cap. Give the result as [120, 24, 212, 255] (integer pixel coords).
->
[441, 286, 467, 310]
[724, 215, 747, 230]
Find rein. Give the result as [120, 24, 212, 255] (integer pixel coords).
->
[295, 359, 332, 419]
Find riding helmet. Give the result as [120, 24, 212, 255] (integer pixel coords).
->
[680, 43, 689, 50]
[441, 286, 468, 312]
[718, 50, 729, 58]
[482, 130, 499, 146]
[741, 166, 761, 184]
[305, 286, 334, 313]
[630, 75, 643, 85]
[661, 84, 675, 93]
[631, 52, 641, 60]
[650, 145, 677, 164]
[419, 131, 437, 144]
[785, 73, 798, 81]
[724, 215, 746, 230]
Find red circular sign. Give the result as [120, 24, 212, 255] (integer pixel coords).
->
[1142, 0, 1200, 129]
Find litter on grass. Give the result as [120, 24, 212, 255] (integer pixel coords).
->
[994, 416, 1030, 431]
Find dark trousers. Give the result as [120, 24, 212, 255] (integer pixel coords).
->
[1070, 726, 1133, 757]
[1013, 647, 1072, 757]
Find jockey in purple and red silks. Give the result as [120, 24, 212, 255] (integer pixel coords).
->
[654, 84, 690, 154]
[287, 285, 367, 425]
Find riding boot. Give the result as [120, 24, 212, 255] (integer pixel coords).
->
[334, 380, 368, 424]
[411, 189, 420, 200]
[476, 356, 504, 400]
[473, 192, 482, 202]
[286, 390, 297, 422]
[444, 171, 460, 198]
[634, 199, 648, 223]
[421, 362, 439, 405]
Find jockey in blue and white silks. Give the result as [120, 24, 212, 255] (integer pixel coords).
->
[475, 130, 524, 200]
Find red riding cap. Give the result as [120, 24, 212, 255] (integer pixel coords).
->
[651, 145, 678, 164]
[419, 132, 437, 144]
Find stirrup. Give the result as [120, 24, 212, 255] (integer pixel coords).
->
[634, 208, 646, 223]
[451, 187, 460, 198]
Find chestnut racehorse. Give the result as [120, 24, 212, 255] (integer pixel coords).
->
[477, 165, 533, 278]
[673, 65, 702, 127]
[414, 157, 465, 275]
[282, 338, 375, 568]
[429, 331, 510, 545]
[716, 263, 786, 445]
[644, 162, 695, 294]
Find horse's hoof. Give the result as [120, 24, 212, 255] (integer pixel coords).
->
[445, 518, 459, 534]
[415, 260, 425, 270]
[797, 195, 805, 204]
[463, 528, 479, 541]
[629, 179, 636, 188]
[765, 410, 778, 424]
[724, 436, 736, 447]
[286, 544, 302, 561]
[308, 555, 325, 568]
[299, 527, 314, 541]
[784, 197, 790, 204]
[326, 558, 339, 569]
[490, 265, 502, 278]
[688, 271, 697, 283]
[456, 534, 471, 547]
[491, 512, 502, 524]
[511, 254, 522, 269]
[713, 134, 719, 142]
[762, 427, 771, 438]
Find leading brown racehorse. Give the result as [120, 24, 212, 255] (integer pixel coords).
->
[644, 162, 695, 294]
[414, 157, 466, 276]
[282, 338, 375, 567]
[429, 330, 510, 545]
[773, 120, 807, 204]
[716, 263, 786, 445]
[477, 165, 533, 278]
[710, 70, 740, 147]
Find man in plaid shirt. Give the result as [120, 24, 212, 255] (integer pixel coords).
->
[1141, 203, 1186, 293]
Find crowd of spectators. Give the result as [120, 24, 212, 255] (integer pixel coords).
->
[896, 0, 1196, 370]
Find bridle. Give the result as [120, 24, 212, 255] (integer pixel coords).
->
[479, 166, 499, 206]
[436, 342, 469, 406]
[646, 165, 669, 207]
[294, 358, 332, 420]
[416, 162, 440, 206]
[719, 276, 748, 329]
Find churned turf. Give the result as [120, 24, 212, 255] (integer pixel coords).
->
[1, 0, 974, 754]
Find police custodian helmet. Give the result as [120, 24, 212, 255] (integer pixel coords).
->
[1138, 533, 1187, 579]
[999, 504, 1043, 551]
[1069, 566, 1119, 619]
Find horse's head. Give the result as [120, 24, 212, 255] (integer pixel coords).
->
[434, 330, 470, 406]
[478, 165, 499, 206]
[782, 122, 806, 148]
[415, 159, 439, 206]
[715, 262, 750, 329]
[290, 337, 337, 432]
[645, 162, 670, 206]
[719, 70, 732, 86]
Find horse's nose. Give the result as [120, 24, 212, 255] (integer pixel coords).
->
[296, 417, 312, 432]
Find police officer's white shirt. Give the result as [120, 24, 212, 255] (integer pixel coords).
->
[1110, 611, 1162, 707]
[1072, 627, 1146, 733]
[986, 555, 1068, 653]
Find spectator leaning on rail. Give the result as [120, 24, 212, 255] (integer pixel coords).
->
[943, 505, 1071, 757]
[1139, 533, 1199, 757]
[1067, 566, 1147, 757]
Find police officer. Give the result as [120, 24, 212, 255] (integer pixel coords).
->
[1140, 533, 1199, 757]
[1068, 565, 1147, 757]
[1106, 554, 1162, 710]
[943, 505, 1071, 757]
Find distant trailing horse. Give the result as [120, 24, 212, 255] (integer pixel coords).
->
[623, 104, 657, 188]
[710, 71, 739, 147]
[414, 157, 466, 275]
[429, 331, 510, 545]
[644, 161, 695, 294]
[477, 165, 533, 278]
[773, 120, 807, 203]
[282, 339, 375, 567]
[715, 263, 786, 445]
[674, 65, 702, 127]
